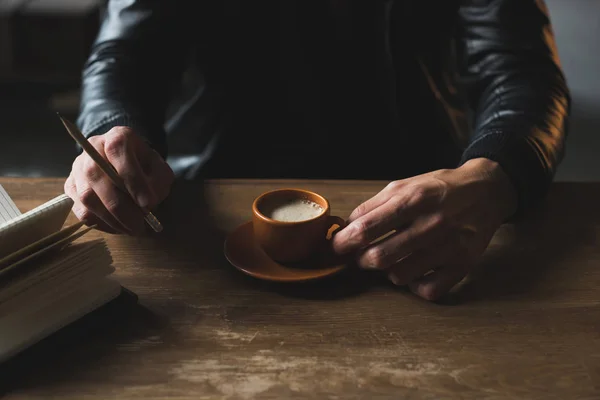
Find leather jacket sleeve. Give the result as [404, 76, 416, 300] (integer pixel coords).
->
[456, 0, 571, 218]
[76, 0, 194, 159]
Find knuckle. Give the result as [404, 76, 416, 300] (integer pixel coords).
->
[71, 154, 82, 169]
[107, 126, 134, 139]
[350, 203, 368, 219]
[389, 195, 410, 221]
[64, 176, 75, 194]
[87, 135, 103, 145]
[364, 246, 389, 269]
[77, 208, 93, 223]
[105, 198, 121, 216]
[82, 158, 102, 181]
[72, 154, 87, 173]
[430, 212, 449, 231]
[432, 177, 450, 197]
[351, 220, 371, 244]
[71, 202, 92, 222]
[119, 168, 139, 186]
[104, 137, 126, 158]
[78, 186, 97, 207]
[386, 180, 400, 190]
[407, 186, 428, 207]
[104, 129, 131, 157]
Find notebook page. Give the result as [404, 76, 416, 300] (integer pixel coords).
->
[0, 194, 73, 259]
[0, 221, 89, 272]
[0, 277, 121, 364]
[0, 246, 112, 306]
[0, 263, 115, 318]
[0, 239, 112, 302]
[0, 185, 21, 224]
[0, 260, 115, 320]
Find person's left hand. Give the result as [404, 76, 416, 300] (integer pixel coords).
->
[331, 158, 517, 301]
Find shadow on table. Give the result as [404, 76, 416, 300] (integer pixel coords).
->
[226, 262, 385, 301]
[439, 183, 598, 305]
[152, 179, 228, 271]
[0, 292, 170, 396]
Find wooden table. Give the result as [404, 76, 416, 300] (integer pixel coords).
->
[1, 178, 599, 399]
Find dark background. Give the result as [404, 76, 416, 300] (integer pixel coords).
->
[0, 0, 598, 180]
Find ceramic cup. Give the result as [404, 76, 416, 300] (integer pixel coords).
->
[252, 188, 345, 263]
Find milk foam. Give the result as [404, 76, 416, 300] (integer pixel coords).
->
[264, 199, 324, 222]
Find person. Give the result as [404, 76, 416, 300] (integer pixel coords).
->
[65, 0, 570, 301]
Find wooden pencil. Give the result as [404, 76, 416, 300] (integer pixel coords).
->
[57, 114, 163, 233]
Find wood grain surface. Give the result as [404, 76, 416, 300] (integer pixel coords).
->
[0, 178, 598, 400]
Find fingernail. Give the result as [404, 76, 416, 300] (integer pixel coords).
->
[136, 193, 150, 209]
[389, 272, 401, 286]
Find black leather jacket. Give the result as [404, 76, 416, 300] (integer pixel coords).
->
[77, 0, 570, 217]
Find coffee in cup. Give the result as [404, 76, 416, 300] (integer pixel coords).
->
[252, 188, 344, 263]
[260, 197, 324, 222]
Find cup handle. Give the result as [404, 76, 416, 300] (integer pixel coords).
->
[326, 215, 346, 240]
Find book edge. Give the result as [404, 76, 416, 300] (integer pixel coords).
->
[0, 278, 123, 364]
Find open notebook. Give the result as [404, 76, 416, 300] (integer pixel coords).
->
[0, 185, 130, 363]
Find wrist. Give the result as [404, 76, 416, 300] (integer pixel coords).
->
[458, 158, 518, 222]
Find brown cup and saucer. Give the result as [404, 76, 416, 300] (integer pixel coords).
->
[224, 188, 349, 282]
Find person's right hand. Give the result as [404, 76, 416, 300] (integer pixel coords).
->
[64, 126, 175, 235]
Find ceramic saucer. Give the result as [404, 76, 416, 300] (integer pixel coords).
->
[224, 221, 348, 282]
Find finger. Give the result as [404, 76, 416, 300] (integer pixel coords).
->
[103, 127, 157, 209]
[92, 178, 146, 234]
[387, 233, 460, 285]
[82, 137, 147, 233]
[83, 158, 146, 234]
[356, 212, 450, 270]
[64, 154, 124, 233]
[64, 174, 93, 225]
[71, 199, 120, 234]
[332, 190, 426, 255]
[64, 174, 76, 200]
[346, 181, 400, 223]
[408, 262, 470, 302]
[74, 159, 132, 234]
[73, 181, 127, 234]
